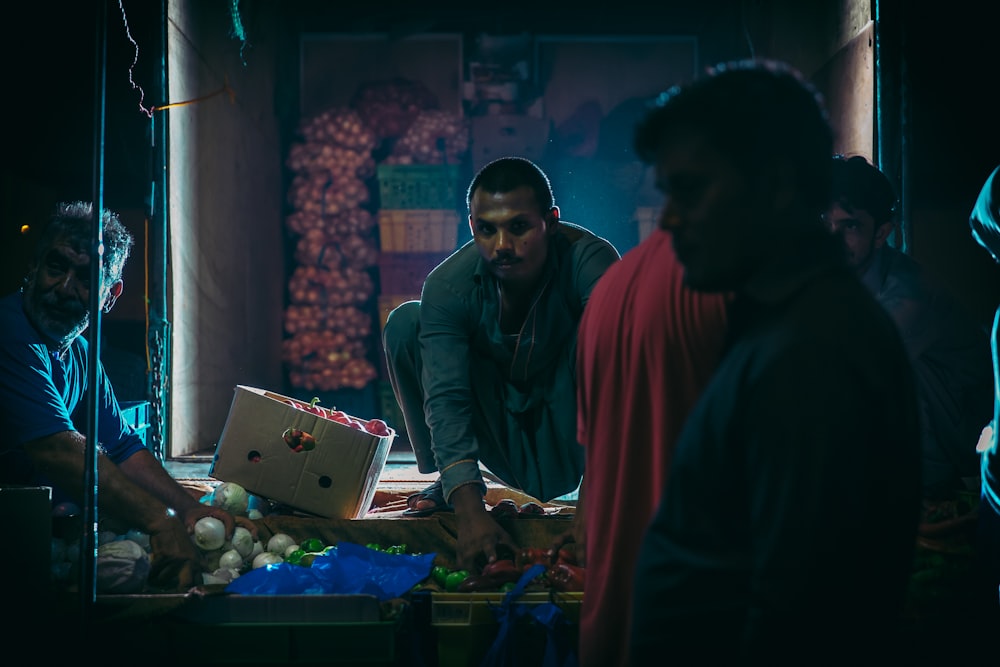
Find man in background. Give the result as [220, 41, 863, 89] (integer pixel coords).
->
[826, 154, 993, 501]
[628, 60, 922, 664]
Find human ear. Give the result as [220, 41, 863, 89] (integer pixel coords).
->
[545, 206, 561, 233]
[873, 222, 895, 249]
[102, 280, 123, 314]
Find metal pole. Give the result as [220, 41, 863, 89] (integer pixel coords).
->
[82, 0, 109, 613]
[148, 0, 171, 462]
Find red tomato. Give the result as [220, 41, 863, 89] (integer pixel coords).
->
[327, 410, 351, 424]
[366, 418, 390, 436]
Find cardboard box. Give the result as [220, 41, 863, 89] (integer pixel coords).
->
[470, 114, 550, 171]
[209, 386, 395, 519]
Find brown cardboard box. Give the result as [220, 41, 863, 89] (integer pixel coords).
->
[470, 114, 550, 171]
[209, 386, 395, 519]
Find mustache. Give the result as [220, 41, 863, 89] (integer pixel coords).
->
[492, 253, 520, 264]
[40, 292, 88, 319]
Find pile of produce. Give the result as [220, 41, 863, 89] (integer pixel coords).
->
[350, 77, 440, 145]
[418, 546, 585, 594]
[382, 109, 470, 165]
[283, 106, 381, 391]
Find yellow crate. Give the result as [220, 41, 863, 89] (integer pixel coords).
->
[431, 591, 582, 626]
[431, 591, 582, 667]
[378, 293, 420, 333]
[377, 209, 461, 252]
[635, 205, 660, 242]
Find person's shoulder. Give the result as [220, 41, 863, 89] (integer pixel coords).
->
[557, 221, 620, 256]
[426, 242, 477, 280]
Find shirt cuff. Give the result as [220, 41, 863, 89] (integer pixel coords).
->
[440, 460, 486, 503]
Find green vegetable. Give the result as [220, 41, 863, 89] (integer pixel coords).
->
[445, 569, 470, 592]
[431, 565, 450, 587]
[300, 537, 325, 553]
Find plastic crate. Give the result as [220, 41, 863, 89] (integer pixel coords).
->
[119, 400, 151, 445]
[430, 591, 582, 667]
[378, 293, 420, 333]
[377, 209, 461, 252]
[378, 251, 451, 294]
[376, 164, 461, 210]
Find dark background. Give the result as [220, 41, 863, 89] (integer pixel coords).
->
[3, 1, 997, 315]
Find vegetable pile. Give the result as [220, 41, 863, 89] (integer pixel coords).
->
[282, 395, 391, 438]
[282, 106, 380, 391]
[419, 546, 585, 594]
[382, 109, 470, 165]
[350, 77, 440, 144]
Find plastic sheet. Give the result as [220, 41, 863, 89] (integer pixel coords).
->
[224, 541, 435, 600]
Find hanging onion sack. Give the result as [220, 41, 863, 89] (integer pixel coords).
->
[386, 109, 470, 165]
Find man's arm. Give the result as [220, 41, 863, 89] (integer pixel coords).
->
[25, 430, 240, 590]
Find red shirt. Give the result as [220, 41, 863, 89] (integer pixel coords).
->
[576, 229, 728, 667]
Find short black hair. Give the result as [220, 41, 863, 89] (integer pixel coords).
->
[466, 156, 555, 215]
[830, 154, 898, 226]
[634, 59, 834, 215]
[34, 201, 134, 287]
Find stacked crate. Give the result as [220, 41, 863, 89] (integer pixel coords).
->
[374, 163, 464, 438]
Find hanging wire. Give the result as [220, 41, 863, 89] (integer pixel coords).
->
[230, 0, 250, 66]
[119, 0, 153, 118]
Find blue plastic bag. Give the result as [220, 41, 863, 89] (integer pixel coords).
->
[224, 541, 435, 600]
[480, 563, 580, 667]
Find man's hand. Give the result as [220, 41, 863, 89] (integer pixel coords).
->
[549, 483, 586, 566]
[145, 512, 203, 591]
[180, 504, 259, 541]
[451, 484, 519, 571]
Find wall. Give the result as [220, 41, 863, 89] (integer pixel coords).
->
[167, 0, 285, 456]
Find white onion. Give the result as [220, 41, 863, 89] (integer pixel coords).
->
[193, 516, 226, 551]
[211, 482, 250, 516]
[231, 526, 254, 558]
[219, 548, 245, 571]
[252, 552, 284, 569]
[267, 533, 296, 555]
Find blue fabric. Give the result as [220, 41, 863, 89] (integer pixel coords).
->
[0, 291, 145, 500]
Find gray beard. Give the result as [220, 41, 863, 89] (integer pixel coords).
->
[22, 284, 90, 350]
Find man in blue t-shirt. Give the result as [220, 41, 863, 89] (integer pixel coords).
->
[0, 201, 251, 591]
